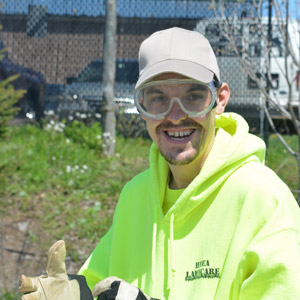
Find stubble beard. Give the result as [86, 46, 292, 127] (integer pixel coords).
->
[156, 121, 203, 166]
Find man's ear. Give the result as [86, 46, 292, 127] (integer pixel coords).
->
[215, 83, 230, 115]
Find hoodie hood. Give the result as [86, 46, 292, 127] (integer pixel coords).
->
[149, 112, 266, 222]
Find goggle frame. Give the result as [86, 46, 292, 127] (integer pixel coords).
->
[134, 79, 218, 120]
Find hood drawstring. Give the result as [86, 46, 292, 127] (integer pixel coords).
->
[151, 208, 158, 293]
[167, 213, 175, 298]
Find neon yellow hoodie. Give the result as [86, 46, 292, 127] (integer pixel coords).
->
[79, 113, 300, 299]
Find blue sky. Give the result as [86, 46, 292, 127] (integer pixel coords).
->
[0, 0, 257, 18]
[261, 0, 300, 19]
[287, 0, 299, 19]
[0, 0, 213, 17]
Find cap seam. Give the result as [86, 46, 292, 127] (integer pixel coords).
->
[169, 28, 174, 59]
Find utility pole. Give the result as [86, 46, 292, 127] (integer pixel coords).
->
[102, 0, 117, 156]
[264, 0, 273, 146]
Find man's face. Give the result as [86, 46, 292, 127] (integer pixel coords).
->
[141, 73, 217, 167]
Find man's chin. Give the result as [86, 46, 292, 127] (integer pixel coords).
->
[161, 150, 198, 166]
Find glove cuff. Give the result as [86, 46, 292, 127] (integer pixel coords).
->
[68, 274, 94, 300]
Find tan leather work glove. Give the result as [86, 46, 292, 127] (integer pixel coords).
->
[19, 240, 93, 300]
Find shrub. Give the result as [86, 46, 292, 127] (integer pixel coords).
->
[0, 46, 26, 139]
[63, 120, 103, 151]
[0, 74, 26, 139]
[116, 109, 148, 138]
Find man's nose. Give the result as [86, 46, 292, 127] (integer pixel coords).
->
[166, 100, 188, 124]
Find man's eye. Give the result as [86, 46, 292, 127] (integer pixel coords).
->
[187, 93, 205, 101]
[151, 96, 167, 103]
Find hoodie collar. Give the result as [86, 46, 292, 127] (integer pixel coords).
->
[149, 113, 266, 221]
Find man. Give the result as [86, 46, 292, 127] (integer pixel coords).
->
[20, 27, 300, 300]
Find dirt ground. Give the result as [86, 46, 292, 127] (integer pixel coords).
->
[0, 217, 82, 297]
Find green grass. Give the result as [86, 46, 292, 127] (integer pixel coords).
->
[0, 121, 151, 261]
[265, 133, 299, 197]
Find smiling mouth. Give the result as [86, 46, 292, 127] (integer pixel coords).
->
[165, 129, 195, 140]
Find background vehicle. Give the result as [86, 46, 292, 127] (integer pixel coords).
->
[196, 19, 299, 135]
[59, 58, 139, 116]
[44, 83, 65, 115]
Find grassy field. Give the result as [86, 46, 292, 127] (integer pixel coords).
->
[0, 120, 151, 252]
[265, 133, 299, 195]
[0, 120, 298, 298]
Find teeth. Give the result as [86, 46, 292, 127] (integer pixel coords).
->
[167, 129, 194, 138]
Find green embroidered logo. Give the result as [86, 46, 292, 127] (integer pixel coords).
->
[185, 260, 221, 281]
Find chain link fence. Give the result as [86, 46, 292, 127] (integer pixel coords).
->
[0, 0, 280, 137]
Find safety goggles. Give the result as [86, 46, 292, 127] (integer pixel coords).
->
[134, 79, 218, 120]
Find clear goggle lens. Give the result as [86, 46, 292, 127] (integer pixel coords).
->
[134, 79, 217, 120]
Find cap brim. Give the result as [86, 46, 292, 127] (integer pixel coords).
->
[135, 59, 214, 89]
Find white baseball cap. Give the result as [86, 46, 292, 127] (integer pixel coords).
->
[135, 27, 220, 89]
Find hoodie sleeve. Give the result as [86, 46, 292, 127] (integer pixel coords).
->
[78, 226, 113, 290]
[78, 169, 152, 291]
[230, 227, 300, 299]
